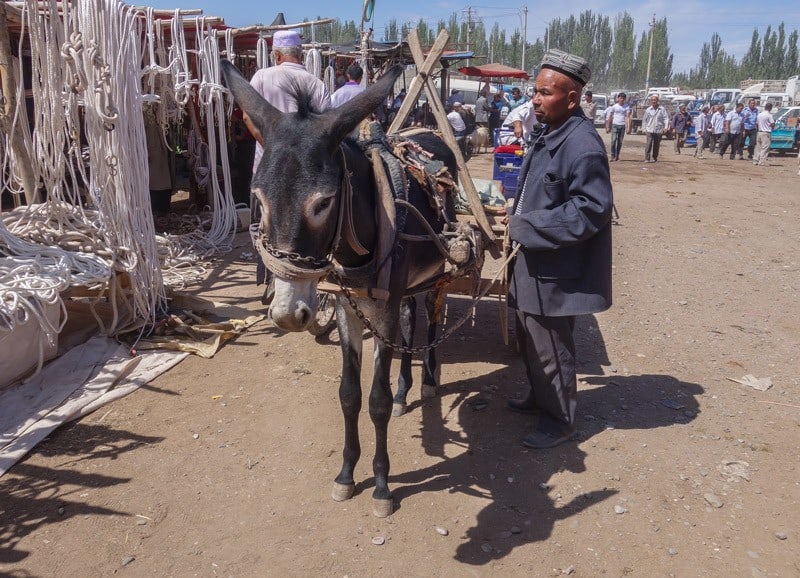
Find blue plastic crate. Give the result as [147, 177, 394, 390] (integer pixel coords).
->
[493, 153, 523, 180]
[493, 153, 522, 200]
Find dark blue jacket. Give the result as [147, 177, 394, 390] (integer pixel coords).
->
[508, 111, 613, 316]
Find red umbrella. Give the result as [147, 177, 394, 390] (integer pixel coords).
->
[457, 63, 529, 80]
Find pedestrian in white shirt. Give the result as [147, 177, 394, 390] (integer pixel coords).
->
[753, 103, 776, 166]
[642, 95, 669, 162]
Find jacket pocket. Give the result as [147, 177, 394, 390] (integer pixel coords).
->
[530, 245, 583, 279]
[542, 172, 566, 202]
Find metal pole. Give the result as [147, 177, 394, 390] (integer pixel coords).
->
[521, 6, 527, 73]
[546, 22, 549, 51]
[645, 14, 655, 95]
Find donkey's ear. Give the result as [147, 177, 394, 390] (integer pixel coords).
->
[220, 60, 281, 133]
[325, 65, 404, 144]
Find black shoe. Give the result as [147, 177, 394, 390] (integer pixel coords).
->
[522, 426, 577, 449]
[507, 397, 540, 415]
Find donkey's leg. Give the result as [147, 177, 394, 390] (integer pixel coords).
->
[420, 288, 445, 399]
[392, 296, 417, 417]
[332, 298, 363, 503]
[369, 304, 401, 517]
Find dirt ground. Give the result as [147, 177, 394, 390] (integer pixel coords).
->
[2, 133, 799, 577]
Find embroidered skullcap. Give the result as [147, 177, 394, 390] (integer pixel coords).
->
[540, 49, 591, 86]
[273, 29, 302, 48]
[453, 102, 462, 107]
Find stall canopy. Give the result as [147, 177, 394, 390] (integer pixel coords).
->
[458, 63, 529, 79]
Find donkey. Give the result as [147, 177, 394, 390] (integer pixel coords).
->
[221, 61, 462, 517]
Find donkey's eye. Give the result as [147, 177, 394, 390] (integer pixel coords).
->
[315, 197, 332, 214]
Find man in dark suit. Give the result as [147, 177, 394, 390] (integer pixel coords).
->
[506, 49, 614, 449]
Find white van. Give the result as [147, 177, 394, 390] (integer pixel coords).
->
[435, 77, 499, 108]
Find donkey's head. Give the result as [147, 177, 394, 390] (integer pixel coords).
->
[220, 60, 401, 331]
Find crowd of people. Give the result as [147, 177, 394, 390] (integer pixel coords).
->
[595, 90, 783, 165]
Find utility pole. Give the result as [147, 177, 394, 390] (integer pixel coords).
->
[645, 14, 655, 94]
[521, 6, 528, 73]
[464, 6, 474, 66]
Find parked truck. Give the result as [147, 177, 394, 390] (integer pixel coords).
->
[738, 76, 800, 107]
[709, 88, 742, 111]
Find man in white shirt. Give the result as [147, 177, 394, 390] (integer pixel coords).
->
[753, 103, 775, 166]
[604, 92, 630, 161]
[248, 30, 331, 173]
[498, 99, 539, 145]
[331, 63, 365, 108]
[693, 107, 709, 159]
[709, 105, 726, 154]
[641, 95, 669, 162]
[447, 102, 468, 156]
[719, 102, 744, 159]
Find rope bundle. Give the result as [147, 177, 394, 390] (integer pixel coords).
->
[1, 0, 240, 360]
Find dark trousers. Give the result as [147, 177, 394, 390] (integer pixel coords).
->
[745, 128, 757, 158]
[609, 125, 625, 159]
[719, 132, 743, 158]
[516, 310, 577, 429]
[645, 132, 663, 161]
[709, 132, 724, 153]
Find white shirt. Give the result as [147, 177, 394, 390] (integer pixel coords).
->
[605, 102, 630, 126]
[502, 100, 539, 139]
[756, 110, 775, 133]
[642, 105, 669, 134]
[447, 110, 466, 133]
[249, 62, 331, 171]
[693, 112, 708, 134]
[331, 81, 365, 108]
[725, 110, 743, 134]
[711, 111, 726, 134]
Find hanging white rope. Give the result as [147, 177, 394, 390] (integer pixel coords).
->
[305, 47, 322, 79]
[256, 34, 269, 69]
[1, 0, 246, 351]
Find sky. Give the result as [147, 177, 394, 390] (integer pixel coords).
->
[143, 0, 800, 75]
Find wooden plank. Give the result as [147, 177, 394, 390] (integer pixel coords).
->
[387, 29, 449, 134]
[403, 31, 499, 254]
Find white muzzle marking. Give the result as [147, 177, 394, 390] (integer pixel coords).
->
[269, 277, 318, 332]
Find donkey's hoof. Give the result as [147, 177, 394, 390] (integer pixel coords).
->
[421, 385, 437, 399]
[391, 402, 407, 417]
[372, 497, 394, 518]
[331, 482, 355, 502]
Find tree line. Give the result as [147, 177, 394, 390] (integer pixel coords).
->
[311, 11, 799, 91]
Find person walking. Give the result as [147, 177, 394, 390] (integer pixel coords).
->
[693, 107, 709, 158]
[709, 105, 726, 154]
[580, 90, 597, 121]
[719, 102, 745, 159]
[672, 104, 691, 154]
[506, 49, 614, 449]
[642, 94, 669, 162]
[604, 92, 630, 161]
[742, 98, 759, 160]
[753, 103, 775, 166]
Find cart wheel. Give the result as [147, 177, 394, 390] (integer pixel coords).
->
[308, 292, 336, 336]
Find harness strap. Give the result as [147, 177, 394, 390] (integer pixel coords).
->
[254, 234, 332, 281]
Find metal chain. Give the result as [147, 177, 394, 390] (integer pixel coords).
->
[332, 269, 494, 354]
[261, 237, 331, 268]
